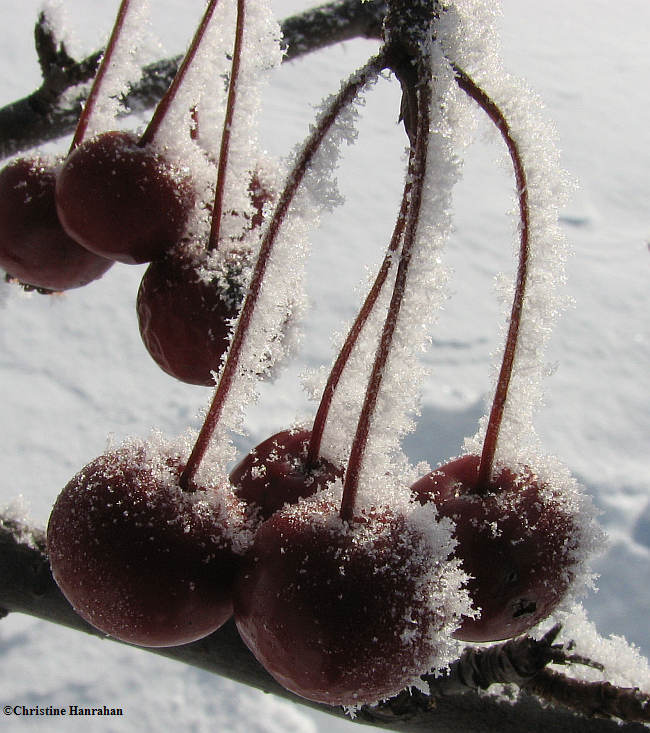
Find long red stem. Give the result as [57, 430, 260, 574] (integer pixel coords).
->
[179, 54, 387, 491]
[208, 0, 246, 251]
[339, 77, 432, 522]
[306, 171, 412, 468]
[139, 0, 221, 147]
[453, 66, 530, 493]
[69, 0, 131, 152]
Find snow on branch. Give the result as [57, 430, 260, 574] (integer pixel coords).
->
[1, 516, 647, 733]
[0, 0, 386, 160]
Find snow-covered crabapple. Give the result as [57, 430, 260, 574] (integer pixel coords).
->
[47, 441, 251, 647]
[234, 498, 466, 706]
[411, 454, 580, 641]
[229, 429, 343, 520]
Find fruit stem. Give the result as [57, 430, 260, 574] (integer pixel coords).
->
[339, 74, 432, 523]
[139, 0, 221, 147]
[179, 53, 387, 491]
[306, 169, 412, 469]
[69, 0, 132, 152]
[453, 66, 529, 493]
[208, 0, 246, 251]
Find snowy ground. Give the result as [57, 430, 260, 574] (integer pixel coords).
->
[0, 0, 648, 731]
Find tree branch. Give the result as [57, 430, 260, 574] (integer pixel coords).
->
[1, 516, 648, 733]
[0, 0, 386, 161]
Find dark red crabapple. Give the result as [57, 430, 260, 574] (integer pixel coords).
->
[137, 248, 248, 386]
[234, 499, 465, 707]
[0, 157, 113, 291]
[137, 172, 277, 386]
[411, 453, 579, 642]
[47, 442, 250, 647]
[229, 429, 343, 521]
[55, 131, 195, 265]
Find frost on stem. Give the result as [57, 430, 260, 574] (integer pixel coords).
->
[317, 44, 469, 511]
[148, 0, 285, 241]
[179, 54, 387, 489]
[431, 0, 603, 608]
[70, 0, 151, 146]
[436, 1, 574, 474]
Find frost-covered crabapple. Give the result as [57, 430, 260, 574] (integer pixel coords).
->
[0, 157, 113, 291]
[47, 440, 251, 647]
[234, 498, 467, 707]
[137, 173, 276, 386]
[411, 454, 580, 642]
[137, 247, 247, 386]
[55, 131, 195, 265]
[229, 429, 343, 520]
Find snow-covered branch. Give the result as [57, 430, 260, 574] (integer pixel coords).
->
[1, 517, 647, 732]
[0, 0, 385, 160]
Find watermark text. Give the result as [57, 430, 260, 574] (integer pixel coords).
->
[4, 704, 124, 717]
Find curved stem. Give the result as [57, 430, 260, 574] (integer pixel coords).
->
[139, 0, 221, 147]
[69, 0, 131, 152]
[453, 66, 529, 493]
[208, 0, 246, 251]
[306, 170, 412, 468]
[339, 75, 432, 522]
[179, 53, 387, 491]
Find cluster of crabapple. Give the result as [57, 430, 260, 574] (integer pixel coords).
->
[0, 0, 274, 386]
[228, 35, 587, 698]
[43, 0, 592, 711]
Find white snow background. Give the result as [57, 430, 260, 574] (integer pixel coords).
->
[0, 0, 648, 731]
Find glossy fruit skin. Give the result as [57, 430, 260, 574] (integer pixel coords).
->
[0, 157, 113, 291]
[234, 501, 450, 707]
[229, 429, 343, 521]
[411, 454, 578, 642]
[47, 447, 246, 647]
[55, 131, 195, 264]
[137, 251, 245, 386]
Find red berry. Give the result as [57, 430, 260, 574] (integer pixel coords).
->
[234, 499, 463, 707]
[229, 429, 343, 521]
[137, 170, 278, 385]
[0, 157, 113, 291]
[47, 441, 250, 647]
[137, 248, 247, 386]
[411, 454, 579, 642]
[55, 131, 195, 264]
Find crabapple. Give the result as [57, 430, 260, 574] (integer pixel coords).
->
[137, 248, 247, 386]
[137, 173, 276, 386]
[47, 442, 250, 647]
[229, 429, 343, 520]
[411, 453, 579, 642]
[55, 131, 195, 265]
[0, 157, 113, 291]
[234, 499, 464, 707]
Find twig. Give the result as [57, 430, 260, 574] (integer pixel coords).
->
[424, 626, 650, 725]
[525, 671, 650, 725]
[33, 11, 77, 81]
[0, 0, 386, 160]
